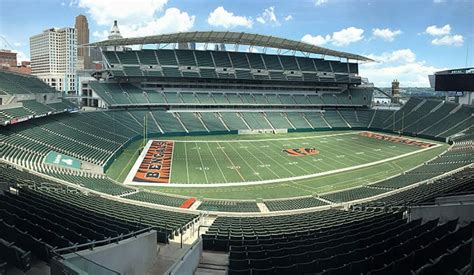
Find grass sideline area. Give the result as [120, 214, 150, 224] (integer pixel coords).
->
[105, 131, 448, 200]
[106, 139, 145, 183]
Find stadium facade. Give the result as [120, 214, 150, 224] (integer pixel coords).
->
[0, 31, 472, 274]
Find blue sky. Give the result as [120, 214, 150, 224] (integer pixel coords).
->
[0, 0, 473, 86]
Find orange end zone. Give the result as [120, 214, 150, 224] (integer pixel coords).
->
[133, 140, 174, 183]
[358, 131, 436, 148]
[180, 197, 196, 209]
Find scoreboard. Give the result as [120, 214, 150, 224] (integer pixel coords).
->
[435, 70, 474, 92]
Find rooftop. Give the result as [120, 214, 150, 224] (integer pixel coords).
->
[87, 31, 373, 62]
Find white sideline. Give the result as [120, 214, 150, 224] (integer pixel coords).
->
[124, 140, 154, 185]
[125, 142, 443, 187]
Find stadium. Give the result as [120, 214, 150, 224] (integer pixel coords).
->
[0, 30, 473, 275]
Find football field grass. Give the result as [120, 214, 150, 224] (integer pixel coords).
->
[106, 131, 448, 200]
[169, 131, 429, 185]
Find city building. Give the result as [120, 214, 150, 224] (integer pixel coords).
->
[0, 49, 17, 67]
[30, 27, 77, 94]
[108, 20, 123, 40]
[75, 14, 91, 70]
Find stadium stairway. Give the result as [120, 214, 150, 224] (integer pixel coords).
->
[195, 251, 228, 275]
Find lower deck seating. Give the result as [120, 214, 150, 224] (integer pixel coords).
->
[122, 191, 188, 208]
[44, 171, 135, 196]
[285, 112, 312, 129]
[265, 112, 293, 129]
[26, 189, 198, 243]
[0, 189, 146, 270]
[0, 165, 199, 243]
[199, 112, 228, 131]
[203, 210, 389, 252]
[225, 217, 472, 275]
[264, 197, 328, 211]
[203, 207, 472, 275]
[320, 187, 387, 203]
[356, 168, 474, 209]
[198, 200, 260, 213]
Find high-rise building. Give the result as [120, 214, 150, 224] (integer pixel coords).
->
[75, 14, 91, 70]
[30, 27, 77, 94]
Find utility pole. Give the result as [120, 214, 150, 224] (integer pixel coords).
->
[143, 114, 147, 148]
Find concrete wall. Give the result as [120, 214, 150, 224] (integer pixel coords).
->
[410, 203, 474, 224]
[166, 239, 202, 275]
[435, 194, 474, 205]
[60, 230, 157, 275]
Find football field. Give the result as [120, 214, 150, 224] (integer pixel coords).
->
[122, 131, 443, 190]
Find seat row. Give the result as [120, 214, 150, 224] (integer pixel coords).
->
[227, 219, 472, 275]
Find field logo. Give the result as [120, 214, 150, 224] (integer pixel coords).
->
[133, 141, 174, 183]
[359, 132, 436, 148]
[283, 148, 319, 157]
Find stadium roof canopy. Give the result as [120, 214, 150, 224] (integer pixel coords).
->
[88, 31, 373, 62]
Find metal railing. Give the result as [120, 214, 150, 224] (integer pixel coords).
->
[52, 226, 155, 254]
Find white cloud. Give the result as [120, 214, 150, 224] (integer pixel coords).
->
[284, 15, 293, 21]
[256, 6, 279, 26]
[367, 49, 416, 63]
[372, 28, 402, 41]
[302, 27, 364, 47]
[207, 6, 253, 29]
[424, 24, 463, 46]
[61, 2, 66, 6]
[360, 49, 443, 87]
[76, 0, 194, 40]
[431, 34, 463, 46]
[425, 24, 451, 36]
[301, 34, 331, 46]
[92, 30, 109, 41]
[331, 27, 364, 46]
[119, 8, 194, 38]
[315, 0, 328, 6]
[75, 0, 168, 26]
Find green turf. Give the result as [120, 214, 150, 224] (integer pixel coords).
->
[141, 144, 447, 199]
[106, 139, 145, 182]
[103, 131, 447, 200]
[168, 132, 426, 184]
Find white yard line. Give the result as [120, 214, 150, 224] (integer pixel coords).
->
[184, 142, 190, 184]
[127, 143, 442, 187]
[226, 142, 264, 181]
[194, 142, 209, 184]
[205, 142, 228, 183]
[237, 141, 282, 179]
[246, 140, 300, 177]
[217, 141, 246, 182]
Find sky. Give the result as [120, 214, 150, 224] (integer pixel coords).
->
[0, 0, 473, 87]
